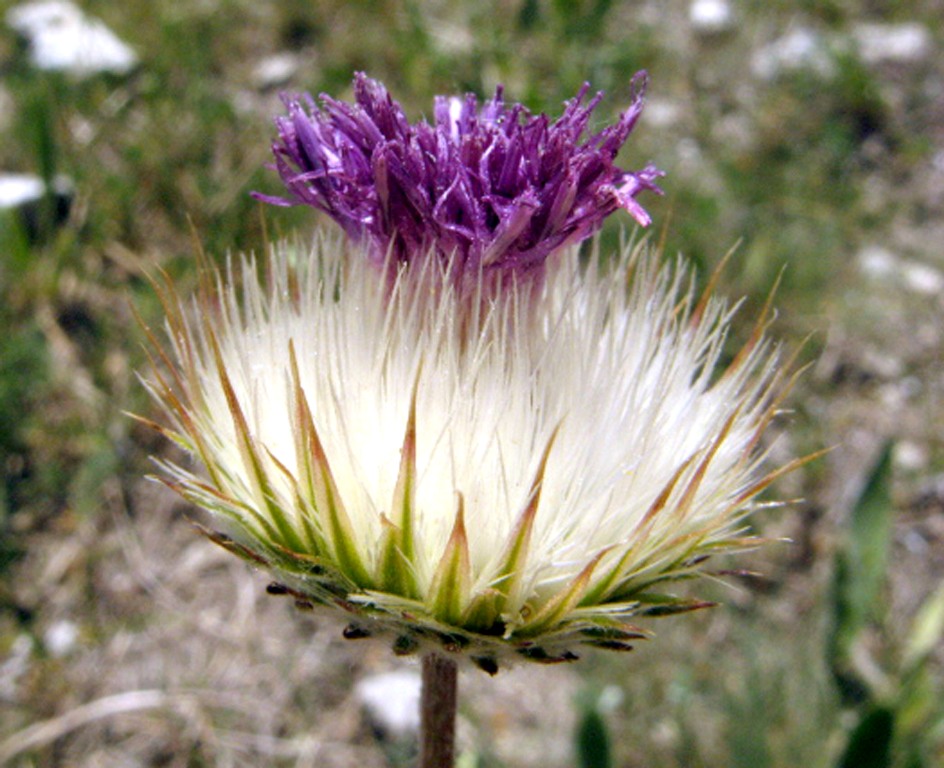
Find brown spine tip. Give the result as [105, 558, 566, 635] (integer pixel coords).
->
[471, 656, 499, 676]
[342, 624, 372, 640]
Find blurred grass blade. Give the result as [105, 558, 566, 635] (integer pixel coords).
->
[902, 582, 944, 674]
[552, 0, 614, 37]
[896, 582, 944, 759]
[0, 211, 32, 277]
[575, 693, 612, 768]
[836, 706, 894, 768]
[22, 83, 60, 242]
[455, 751, 481, 768]
[829, 443, 894, 694]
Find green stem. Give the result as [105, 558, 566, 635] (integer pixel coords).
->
[419, 653, 458, 768]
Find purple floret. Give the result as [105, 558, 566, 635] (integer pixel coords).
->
[255, 72, 663, 277]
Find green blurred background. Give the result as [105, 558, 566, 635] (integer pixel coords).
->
[1, 1, 943, 766]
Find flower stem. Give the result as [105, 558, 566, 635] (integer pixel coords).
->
[420, 653, 458, 768]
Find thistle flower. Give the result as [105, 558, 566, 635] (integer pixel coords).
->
[254, 72, 664, 281]
[140, 76, 800, 675]
[141, 235, 798, 673]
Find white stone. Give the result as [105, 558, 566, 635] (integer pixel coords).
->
[6, 0, 137, 76]
[0, 173, 44, 208]
[853, 22, 932, 66]
[902, 528, 929, 554]
[751, 27, 834, 80]
[894, 440, 928, 473]
[858, 245, 944, 296]
[428, 19, 475, 55]
[44, 619, 79, 657]
[858, 244, 896, 279]
[932, 150, 944, 174]
[900, 260, 944, 296]
[689, 0, 734, 35]
[253, 52, 300, 90]
[7, 0, 79, 32]
[597, 684, 625, 712]
[0, 172, 72, 208]
[355, 670, 421, 738]
[642, 98, 683, 129]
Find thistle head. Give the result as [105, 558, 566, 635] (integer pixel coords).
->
[140, 236, 796, 672]
[254, 73, 663, 284]
[140, 75, 799, 673]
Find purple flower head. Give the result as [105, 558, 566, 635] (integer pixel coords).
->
[255, 73, 664, 277]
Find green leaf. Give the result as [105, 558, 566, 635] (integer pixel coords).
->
[575, 694, 613, 768]
[0, 210, 32, 276]
[902, 582, 944, 674]
[456, 751, 482, 768]
[895, 663, 939, 762]
[829, 443, 894, 691]
[896, 584, 944, 762]
[836, 706, 894, 768]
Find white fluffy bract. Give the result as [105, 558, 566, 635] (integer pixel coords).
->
[145, 235, 789, 666]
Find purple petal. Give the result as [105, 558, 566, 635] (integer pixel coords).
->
[256, 72, 663, 283]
